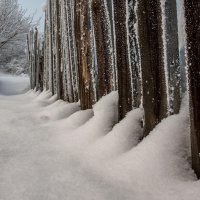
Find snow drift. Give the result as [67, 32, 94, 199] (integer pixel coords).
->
[0, 75, 200, 200]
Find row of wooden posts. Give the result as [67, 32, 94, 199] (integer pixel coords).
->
[27, 0, 200, 178]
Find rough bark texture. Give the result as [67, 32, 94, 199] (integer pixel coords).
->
[65, 0, 74, 102]
[48, 0, 54, 95]
[66, 0, 79, 102]
[74, 0, 93, 110]
[60, 0, 72, 102]
[39, 44, 44, 91]
[27, 28, 43, 91]
[107, 0, 117, 91]
[43, 10, 49, 90]
[184, 0, 200, 178]
[92, 0, 113, 98]
[113, 0, 133, 120]
[55, 0, 63, 99]
[127, 0, 141, 108]
[138, 0, 168, 136]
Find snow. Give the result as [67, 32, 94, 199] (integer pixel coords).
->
[0, 75, 200, 200]
[0, 73, 30, 96]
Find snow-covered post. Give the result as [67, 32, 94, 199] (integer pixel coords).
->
[48, 0, 54, 95]
[28, 28, 35, 89]
[61, 1, 74, 102]
[34, 28, 40, 90]
[51, 0, 58, 95]
[113, 0, 134, 120]
[74, 0, 94, 109]
[127, 0, 141, 109]
[184, 0, 200, 178]
[26, 33, 32, 88]
[60, 0, 68, 101]
[43, 8, 50, 90]
[54, 0, 63, 99]
[106, 0, 118, 91]
[66, 0, 79, 102]
[162, 0, 180, 115]
[27, 28, 44, 91]
[39, 41, 44, 91]
[137, 0, 168, 136]
[91, 0, 114, 98]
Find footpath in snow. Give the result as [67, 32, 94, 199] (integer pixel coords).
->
[0, 74, 200, 200]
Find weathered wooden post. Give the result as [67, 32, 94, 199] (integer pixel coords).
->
[138, 0, 168, 136]
[91, 0, 113, 99]
[184, 0, 200, 178]
[163, 0, 181, 114]
[113, 0, 134, 120]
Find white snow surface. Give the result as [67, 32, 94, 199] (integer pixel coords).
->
[0, 75, 200, 200]
[0, 73, 30, 95]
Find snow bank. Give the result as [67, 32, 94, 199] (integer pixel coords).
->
[83, 108, 144, 163]
[37, 101, 80, 121]
[90, 97, 196, 200]
[0, 76, 200, 200]
[53, 92, 119, 155]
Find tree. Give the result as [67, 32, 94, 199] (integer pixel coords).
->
[184, 0, 200, 178]
[0, 0, 32, 72]
[0, 0, 31, 48]
[138, 0, 168, 136]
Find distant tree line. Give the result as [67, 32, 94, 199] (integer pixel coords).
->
[0, 0, 32, 74]
[27, 0, 200, 178]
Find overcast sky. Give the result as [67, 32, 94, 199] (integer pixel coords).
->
[18, 0, 45, 31]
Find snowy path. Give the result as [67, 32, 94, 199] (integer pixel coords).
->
[0, 75, 200, 200]
[0, 74, 29, 96]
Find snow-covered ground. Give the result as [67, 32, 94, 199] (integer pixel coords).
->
[0, 73, 30, 95]
[0, 75, 200, 200]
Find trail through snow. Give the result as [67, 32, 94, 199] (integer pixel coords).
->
[0, 74, 200, 200]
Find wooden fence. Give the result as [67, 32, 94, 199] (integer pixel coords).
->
[27, 0, 200, 178]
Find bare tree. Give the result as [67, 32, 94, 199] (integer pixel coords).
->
[0, 0, 33, 73]
[0, 0, 32, 49]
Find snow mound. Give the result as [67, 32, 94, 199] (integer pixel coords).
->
[0, 77, 200, 200]
[83, 108, 144, 163]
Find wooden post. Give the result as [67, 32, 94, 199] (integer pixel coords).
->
[138, 0, 168, 136]
[113, 0, 133, 120]
[74, 0, 93, 109]
[184, 0, 200, 178]
[92, 0, 113, 99]
[163, 0, 181, 114]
